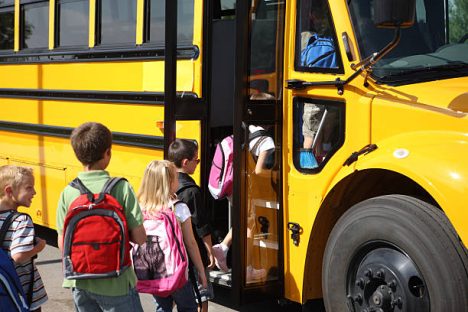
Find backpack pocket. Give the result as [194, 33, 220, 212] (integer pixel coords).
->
[133, 235, 167, 280]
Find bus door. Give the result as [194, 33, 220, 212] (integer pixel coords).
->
[232, 0, 285, 304]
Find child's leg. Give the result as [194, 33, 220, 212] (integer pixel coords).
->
[172, 281, 198, 312]
[153, 294, 176, 312]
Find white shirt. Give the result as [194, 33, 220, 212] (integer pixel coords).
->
[248, 125, 275, 156]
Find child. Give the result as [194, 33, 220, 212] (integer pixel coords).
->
[0, 165, 48, 311]
[138, 160, 207, 312]
[56, 122, 146, 312]
[168, 139, 215, 312]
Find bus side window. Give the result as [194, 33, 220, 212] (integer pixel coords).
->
[21, 1, 49, 50]
[295, 0, 343, 72]
[56, 0, 89, 48]
[145, 0, 194, 45]
[98, 0, 136, 45]
[0, 0, 14, 50]
[293, 99, 344, 172]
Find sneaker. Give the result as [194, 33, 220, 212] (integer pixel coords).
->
[212, 244, 229, 272]
[246, 266, 266, 283]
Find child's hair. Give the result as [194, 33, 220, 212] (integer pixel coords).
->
[70, 122, 112, 165]
[138, 160, 177, 214]
[0, 165, 34, 197]
[167, 139, 198, 168]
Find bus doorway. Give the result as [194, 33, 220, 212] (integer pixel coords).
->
[207, 0, 285, 307]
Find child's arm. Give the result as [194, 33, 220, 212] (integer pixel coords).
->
[11, 238, 46, 264]
[130, 224, 146, 245]
[181, 218, 208, 288]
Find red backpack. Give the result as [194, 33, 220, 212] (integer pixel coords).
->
[62, 177, 132, 279]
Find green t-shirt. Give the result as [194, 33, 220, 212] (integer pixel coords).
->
[56, 170, 143, 296]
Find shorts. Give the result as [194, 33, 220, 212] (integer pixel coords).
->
[72, 287, 143, 312]
[302, 103, 322, 138]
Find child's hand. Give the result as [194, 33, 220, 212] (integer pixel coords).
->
[35, 238, 46, 253]
[198, 270, 208, 289]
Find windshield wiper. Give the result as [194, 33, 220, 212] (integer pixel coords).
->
[377, 62, 468, 83]
[379, 62, 468, 78]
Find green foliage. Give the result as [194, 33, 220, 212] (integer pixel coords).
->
[449, 0, 468, 42]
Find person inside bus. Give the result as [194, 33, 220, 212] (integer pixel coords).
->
[300, 0, 337, 68]
[212, 94, 276, 283]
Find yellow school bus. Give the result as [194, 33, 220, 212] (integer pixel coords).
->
[0, 0, 467, 310]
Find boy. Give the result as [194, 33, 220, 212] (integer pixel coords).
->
[56, 122, 146, 312]
[0, 165, 48, 311]
[168, 139, 214, 312]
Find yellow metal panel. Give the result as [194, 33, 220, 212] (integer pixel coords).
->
[0, 131, 165, 229]
[0, 99, 165, 136]
[355, 131, 468, 246]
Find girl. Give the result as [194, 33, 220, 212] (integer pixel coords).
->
[138, 160, 207, 312]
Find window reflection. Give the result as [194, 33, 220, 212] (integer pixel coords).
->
[57, 0, 89, 47]
[0, 5, 14, 50]
[146, 0, 194, 45]
[21, 1, 49, 49]
[99, 0, 136, 45]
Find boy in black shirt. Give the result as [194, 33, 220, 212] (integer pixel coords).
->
[168, 139, 214, 312]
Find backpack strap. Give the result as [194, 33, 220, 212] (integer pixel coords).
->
[102, 177, 127, 194]
[96, 177, 126, 204]
[69, 178, 94, 203]
[0, 211, 20, 245]
[248, 129, 269, 143]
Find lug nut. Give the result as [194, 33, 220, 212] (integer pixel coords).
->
[387, 280, 397, 290]
[354, 294, 363, 304]
[355, 278, 364, 289]
[376, 270, 385, 279]
[364, 269, 373, 278]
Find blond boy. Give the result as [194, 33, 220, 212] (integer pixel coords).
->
[0, 165, 48, 311]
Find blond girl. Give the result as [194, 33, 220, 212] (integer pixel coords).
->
[138, 160, 207, 312]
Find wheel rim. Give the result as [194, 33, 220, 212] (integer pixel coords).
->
[347, 243, 430, 312]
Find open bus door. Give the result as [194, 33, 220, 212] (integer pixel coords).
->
[207, 0, 286, 307]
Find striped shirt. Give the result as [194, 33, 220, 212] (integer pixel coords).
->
[0, 211, 48, 310]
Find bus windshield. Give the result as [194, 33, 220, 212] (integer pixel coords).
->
[349, 0, 468, 85]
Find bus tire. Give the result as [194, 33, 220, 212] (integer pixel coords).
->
[322, 194, 468, 312]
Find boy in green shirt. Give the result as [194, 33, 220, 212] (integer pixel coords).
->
[56, 122, 146, 312]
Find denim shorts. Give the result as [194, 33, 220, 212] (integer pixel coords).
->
[72, 287, 144, 312]
[153, 280, 197, 312]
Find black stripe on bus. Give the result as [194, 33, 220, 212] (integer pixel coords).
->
[0, 88, 197, 105]
[0, 121, 164, 149]
[0, 45, 199, 64]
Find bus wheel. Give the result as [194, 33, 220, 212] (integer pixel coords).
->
[322, 195, 468, 312]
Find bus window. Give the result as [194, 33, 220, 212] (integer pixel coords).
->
[145, 0, 194, 45]
[21, 1, 49, 50]
[98, 0, 136, 45]
[0, 0, 14, 50]
[295, 0, 342, 73]
[56, 0, 89, 48]
[293, 98, 344, 171]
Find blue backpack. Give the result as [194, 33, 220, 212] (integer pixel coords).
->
[0, 212, 29, 312]
[300, 34, 337, 68]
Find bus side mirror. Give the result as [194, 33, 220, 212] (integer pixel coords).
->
[373, 0, 416, 29]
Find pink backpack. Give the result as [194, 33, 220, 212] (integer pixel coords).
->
[208, 135, 234, 199]
[132, 203, 188, 297]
